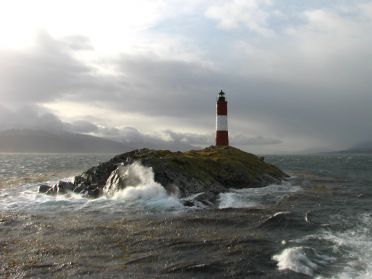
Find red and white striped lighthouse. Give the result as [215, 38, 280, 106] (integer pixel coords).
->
[216, 90, 229, 146]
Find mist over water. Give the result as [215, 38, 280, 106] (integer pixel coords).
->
[1, 153, 372, 278]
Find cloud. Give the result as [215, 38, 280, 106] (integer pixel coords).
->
[85, 126, 197, 151]
[0, 32, 96, 105]
[161, 130, 281, 148]
[222, 4, 372, 149]
[0, 105, 192, 150]
[1, 2, 372, 153]
[162, 130, 211, 147]
[62, 36, 94, 51]
[0, 29, 370, 153]
[0, 105, 65, 132]
[232, 135, 281, 146]
[65, 120, 98, 133]
[205, 0, 274, 35]
[0, 103, 283, 152]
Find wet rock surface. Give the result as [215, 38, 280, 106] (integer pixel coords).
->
[39, 146, 288, 205]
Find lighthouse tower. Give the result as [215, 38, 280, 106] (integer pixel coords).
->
[216, 90, 229, 146]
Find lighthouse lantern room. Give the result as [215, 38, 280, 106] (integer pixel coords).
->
[216, 90, 229, 146]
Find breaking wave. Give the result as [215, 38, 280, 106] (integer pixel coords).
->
[218, 183, 301, 209]
[272, 246, 334, 277]
[317, 213, 372, 279]
[0, 163, 183, 214]
[105, 162, 182, 210]
[272, 213, 372, 278]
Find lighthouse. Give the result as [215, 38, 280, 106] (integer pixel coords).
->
[216, 90, 229, 146]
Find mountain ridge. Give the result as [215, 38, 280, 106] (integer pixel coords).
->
[0, 129, 128, 153]
[0, 129, 193, 153]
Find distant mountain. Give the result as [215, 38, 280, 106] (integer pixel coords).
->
[0, 129, 130, 153]
[340, 141, 372, 153]
[0, 129, 193, 153]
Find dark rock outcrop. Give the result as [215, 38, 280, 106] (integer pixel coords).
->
[38, 181, 76, 196]
[39, 146, 288, 205]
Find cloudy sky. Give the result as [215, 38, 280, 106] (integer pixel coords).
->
[1, 0, 372, 153]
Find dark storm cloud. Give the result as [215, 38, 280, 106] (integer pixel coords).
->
[0, 105, 65, 131]
[0, 32, 119, 105]
[93, 55, 225, 124]
[107, 54, 372, 149]
[0, 105, 99, 134]
[227, 78, 372, 148]
[0, 34, 223, 126]
[105, 53, 372, 150]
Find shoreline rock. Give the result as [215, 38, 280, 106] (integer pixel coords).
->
[39, 146, 288, 205]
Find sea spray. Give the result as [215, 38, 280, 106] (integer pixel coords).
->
[273, 247, 318, 276]
[103, 162, 157, 197]
[104, 162, 182, 209]
[272, 246, 333, 276]
[0, 163, 184, 213]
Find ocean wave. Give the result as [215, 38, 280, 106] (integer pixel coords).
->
[103, 162, 183, 209]
[218, 183, 301, 209]
[272, 246, 334, 276]
[277, 212, 372, 278]
[317, 213, 372, 279]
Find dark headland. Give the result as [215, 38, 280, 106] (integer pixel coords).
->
[39, 146, 288, 206]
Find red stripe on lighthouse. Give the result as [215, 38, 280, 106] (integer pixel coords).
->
[217, 102, 227, 115]
[216, 131, 229, 146]
[216, 90, 229, 147]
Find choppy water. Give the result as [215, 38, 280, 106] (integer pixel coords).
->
[0, 153, 371, 278]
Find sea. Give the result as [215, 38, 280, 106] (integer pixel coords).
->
[0, 153, 371, 278]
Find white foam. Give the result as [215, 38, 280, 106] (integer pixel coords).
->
[272, 247, 320, 276]
[105, 162, 155, 194]
[317, 213, 372, 279]
[218, 183, 301, 209]
[0, 184, 88, 212]
[110, 182, 182, 209]
[0, 163, 183, 213]
[105, 162, 183, 209]
[218, 192, 259, 209]
[283, 213, 372, 279]
[112, 183, 167, 201]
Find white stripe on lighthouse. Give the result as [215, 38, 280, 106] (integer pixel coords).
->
[216, 115, 228, 131]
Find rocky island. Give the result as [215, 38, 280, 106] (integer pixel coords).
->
[39, 146, 288, 206]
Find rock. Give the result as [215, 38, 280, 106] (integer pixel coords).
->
[38, 146, 289, 205]
[38, 184, 56, 195]
[38, 181, 75, 195]
[182, 200, 195, 207]
[103, 164, 131, 197]
[55, 181, 75, 194]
